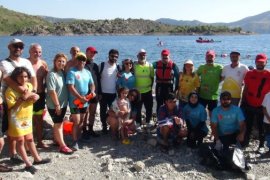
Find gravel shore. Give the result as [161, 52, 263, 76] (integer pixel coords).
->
[0, 108, 270, 180]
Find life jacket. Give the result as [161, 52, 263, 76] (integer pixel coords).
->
[156, 60, 174, 83]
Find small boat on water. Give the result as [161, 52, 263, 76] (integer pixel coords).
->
[196, 37, 221, 43]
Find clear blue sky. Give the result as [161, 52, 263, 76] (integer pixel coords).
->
[0, 0, 269, 23]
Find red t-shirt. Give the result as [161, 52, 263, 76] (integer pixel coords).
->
[244, 70, 270, 107]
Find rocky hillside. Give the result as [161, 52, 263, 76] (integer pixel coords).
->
[0, 6, 243, 36]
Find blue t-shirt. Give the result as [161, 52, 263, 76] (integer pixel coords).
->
[211, 105, 245, 136]
[66, 67, 94, 108]
[116, 72, 135, 90]
[183, 104, 208, 133]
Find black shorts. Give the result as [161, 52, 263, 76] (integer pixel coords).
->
[33, 92, 46, 112]
[199, 97, 218, 112]
[70, 107, 87, 114]
[89, 96, 98, 104]
[48, 107, 67, 123]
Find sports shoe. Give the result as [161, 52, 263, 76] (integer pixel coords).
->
[257, 147, 265, 154]
[122, 139, 131, 145]
[33, 158, 51, 165]
[10, 154, 24, 165]
[71, 141, 79, 151]
[24, 166, 37, 174]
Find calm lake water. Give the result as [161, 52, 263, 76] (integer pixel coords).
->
[0, 34, 270, 69]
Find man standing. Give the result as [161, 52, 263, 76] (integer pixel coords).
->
[153, 49, 179, 113]
[197, 50, 223, 117]
[65, 46, 80, 73]
[82, 46, 100, 138]
[211, 91, 246, 151]
[28, 43, 49, 148]
[0, 38, 36, 164]
[66, 52, 95, 150]
[99, 49, 120, 133]
[221, 51, 248, 106]
[242, 53, 270, 150]
[134, 49, 154, 127]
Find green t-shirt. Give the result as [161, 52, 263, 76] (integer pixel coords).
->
[197, 64, 223, 100]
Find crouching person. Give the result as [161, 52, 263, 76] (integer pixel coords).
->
[211, 91, 246, 151]
[183, 92, 208, 148]
[157, 93, 187, 152]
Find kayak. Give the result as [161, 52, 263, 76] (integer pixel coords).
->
[196, 39, 221, 43]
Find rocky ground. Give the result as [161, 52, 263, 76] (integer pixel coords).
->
[0, 110, 270, 180]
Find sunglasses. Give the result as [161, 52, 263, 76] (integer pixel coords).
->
[13, 44, 24, 49]
[110, 55, 119, 58]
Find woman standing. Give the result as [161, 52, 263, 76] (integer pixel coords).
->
[116, 58, 135, 90]
[46, 53, 73, 154]
[177, 60, 200, 108]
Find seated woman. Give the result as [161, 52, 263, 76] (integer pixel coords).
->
[107, 88, 140, 143]
[157, 93, 187, 151]
[182, 92, 208, 148]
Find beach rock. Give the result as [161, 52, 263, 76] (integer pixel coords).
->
[103, 162, 113, 172]
[68, 154, 80, 159]
[246, 173, 256, 180]
[101, 155, 112, 159]
[134, 161, 145, 172]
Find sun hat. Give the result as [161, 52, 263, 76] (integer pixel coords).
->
[184, 59, 194, 65]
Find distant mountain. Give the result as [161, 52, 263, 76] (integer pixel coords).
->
[156, 11, 270, 34]
[40, 16, 77, 23]
[156, 18, 205, 26]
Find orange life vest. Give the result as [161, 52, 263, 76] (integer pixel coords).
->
[156, 60, 174, 83]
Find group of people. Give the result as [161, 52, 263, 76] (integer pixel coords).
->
[0, 38, 270, 174]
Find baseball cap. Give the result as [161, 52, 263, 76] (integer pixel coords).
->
[220, 91, 232, 99]
[184, 59, 194, 65]
[76, 52, 87, 61]
[161, 49, 170, 55]
[138, 49, 146, 55]
[86, 46, 98, 54]
[206, 50, 215, 57]
[230, 51, 240, 56]
[255, 53, 267, 62]
[9, 38, 24, 46]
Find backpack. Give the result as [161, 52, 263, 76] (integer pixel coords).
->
[99, 62, 121, 76]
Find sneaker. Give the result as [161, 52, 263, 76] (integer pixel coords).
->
[24, 166, 37, 174]
[122, 139, 131, 145]
[71, 141, 79, 151]
[257, 147, 265, 154]
[33, 158, 51, 165]
[10, 154, 24, 165]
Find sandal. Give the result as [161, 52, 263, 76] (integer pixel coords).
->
[59, 146, 74, 155]
[0, 164, 13, 172]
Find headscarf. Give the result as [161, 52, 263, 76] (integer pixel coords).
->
[188, 92, 199, 108]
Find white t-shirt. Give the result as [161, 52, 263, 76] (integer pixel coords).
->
[0, 57, 36, 95]
[262, 92, 270, 124]
[221, 63, 249, 98]
[99, 61, 118, 94]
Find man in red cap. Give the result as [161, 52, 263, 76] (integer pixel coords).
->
[242, 53, 270, 151]
[197, 50, 223, 117]
[81, 46, 100, 139]
[153, 49, 179, 113]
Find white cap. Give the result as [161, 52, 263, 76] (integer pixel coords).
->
[138, 49, 146, 54]
[9, 38, 24, 46]
[184, 59, 193, 65]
